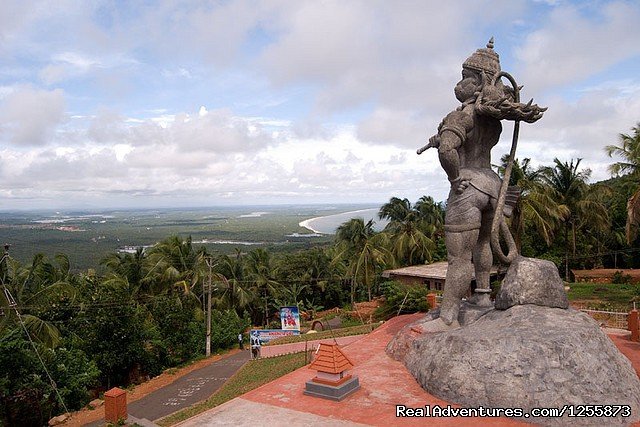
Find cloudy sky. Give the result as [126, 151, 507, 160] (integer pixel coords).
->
[0, 0, 638, 210]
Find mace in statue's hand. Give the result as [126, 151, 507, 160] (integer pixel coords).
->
[417, 134, 441, 155]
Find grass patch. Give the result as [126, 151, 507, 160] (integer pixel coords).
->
[567, 282, 639, 310]
[265, 323, 380, 346]
[156, 351, 312, 426]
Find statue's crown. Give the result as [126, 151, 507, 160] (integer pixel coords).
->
[463, 37, 501, 77]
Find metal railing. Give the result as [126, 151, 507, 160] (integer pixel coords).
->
[580, 309, 628, 330]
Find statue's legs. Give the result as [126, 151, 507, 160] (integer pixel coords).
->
[440, 228, 479, 325]
[439, 185, 493, 324]
[469, 212, 493, 307]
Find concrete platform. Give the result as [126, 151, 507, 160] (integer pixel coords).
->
[178, 398, 367, 426]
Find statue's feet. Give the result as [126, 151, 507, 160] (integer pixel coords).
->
[416, 317, 461, 333]
[468, 292, 492, 307]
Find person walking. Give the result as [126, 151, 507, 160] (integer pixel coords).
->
[238, 332, 244, 350]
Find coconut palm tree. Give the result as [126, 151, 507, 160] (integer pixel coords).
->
[378, 197, 437, 266]
[605, 123, 640, 244]
[244, 248, 279, 326]
[414, 195, 445, 231]
[101, 248, 146, 286]
[540, 158, 610, 280]
[145, 236, 207, 297]
[0, 254, 76, 348]
[352, 234, 389, 301]
[334, 218, 389, 302]
[496, 155, 567, 249]
[101, 248, 151, 298]
[213, 250, 254, 313]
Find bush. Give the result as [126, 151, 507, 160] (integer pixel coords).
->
[612, 270, 633, 284]
[490, 280, 502, 300]
[0, 330, 100, 426]
[209, 310, 250, 351]
[150, 296, 206, 367]
[374, 281, 429, 319]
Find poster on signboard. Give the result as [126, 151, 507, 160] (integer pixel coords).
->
[250, 329, 299, 346]
[280, 306, 300, 331]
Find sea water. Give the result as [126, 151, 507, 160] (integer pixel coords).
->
[299, 208, 388, 235]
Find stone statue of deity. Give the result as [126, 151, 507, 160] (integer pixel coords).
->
[388, 41, 640, 423]
[418, 38, 546, 329]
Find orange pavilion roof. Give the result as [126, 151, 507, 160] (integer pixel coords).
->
[309, 343, 355, 374]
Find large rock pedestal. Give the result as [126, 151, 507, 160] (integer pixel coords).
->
[388, 256, 640, 426]
[395, 305, 640, 426]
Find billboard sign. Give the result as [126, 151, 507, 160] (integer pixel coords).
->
[250, 329, 299, 346]
[280, 306, 301, 331]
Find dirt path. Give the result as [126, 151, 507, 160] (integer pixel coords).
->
[64, 349, 244, 427]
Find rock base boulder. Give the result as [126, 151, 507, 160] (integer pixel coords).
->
[396, 305, 640, 426]
[496, 256, 569, 310]
[387, 302, 493, 361]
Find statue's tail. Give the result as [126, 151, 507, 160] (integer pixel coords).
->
[491, 215, 518, 264]
[488, 71, 522, 266]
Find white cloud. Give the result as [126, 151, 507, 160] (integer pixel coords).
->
[39, 51, 115, 85]
[259, 0, 525, 114]
[0, 1, 37, 49]
[515, 2, 640, 94]
[357, 108, 428, 149]
[0, 86, 66, 146]
[0, 1, 637, 209]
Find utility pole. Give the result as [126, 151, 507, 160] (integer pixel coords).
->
[205, 257, 213, 357]
[263, 288, 268, 328]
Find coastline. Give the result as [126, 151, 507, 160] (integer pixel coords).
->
[299, 208, 380, 235]
[298, 217, 324, 234]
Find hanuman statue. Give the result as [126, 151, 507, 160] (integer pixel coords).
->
[418, 38, 546, 329]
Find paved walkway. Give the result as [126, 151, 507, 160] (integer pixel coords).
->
[80, 335, 373, 425]
[128, 350, 250, 422]
[178, 398, 369, 426]
[179, 314, 640, 427]
[85, 350, 250, 426]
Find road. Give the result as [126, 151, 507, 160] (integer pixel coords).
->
[129, 350, 250, 421]
[86, 350, 250, 426]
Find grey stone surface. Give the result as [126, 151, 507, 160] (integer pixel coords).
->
[420, 302, 494, 327]
[304, 377, 361, 401]
[496, 255, 569, 310]
[387, 302, 494, 361]
[457, 300, 495, 324]
[402, 305, 640, 426]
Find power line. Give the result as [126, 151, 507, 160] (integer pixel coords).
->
[566, 247, 640, 261]
[0, 247, 69, 415]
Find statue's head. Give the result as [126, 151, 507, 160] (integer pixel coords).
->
[455, 38, 501, 103]
[463, 38, 500, 78]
